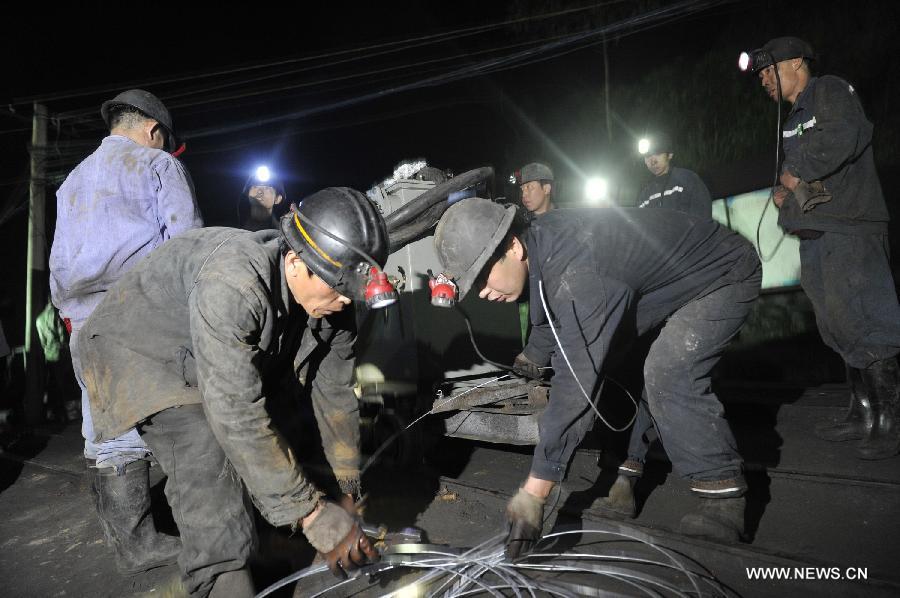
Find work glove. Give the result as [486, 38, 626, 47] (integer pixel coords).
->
[512, 353, 543, 380]
[302, 501, 380, 578]
[791, 180, 832, 212]
[504, 487, 545, 560]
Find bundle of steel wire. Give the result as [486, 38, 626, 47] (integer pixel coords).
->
[256, 520, 733, 597]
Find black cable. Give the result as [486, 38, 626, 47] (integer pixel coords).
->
[50, 0, 723, 148]
[187, 98, 493, 156]
[755, 54, 788, 262]
[30, 1, 628, 109]
[458, 308, 516, 372]
[158, 0, 725, 141]
[385, 167, 493, 231]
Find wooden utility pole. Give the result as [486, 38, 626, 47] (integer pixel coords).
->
[24, 103, 48, 426]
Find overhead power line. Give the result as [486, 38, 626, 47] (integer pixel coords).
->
[54, 32, 572, 124]
[182, 0, 730, 141]
[12, 1, 628, 106]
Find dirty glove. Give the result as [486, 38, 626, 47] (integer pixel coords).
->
[505, 487, 545, 560]
[303, 501, 380, 578]
[791, 180, 832, 212]
[512, 353, 543, 380]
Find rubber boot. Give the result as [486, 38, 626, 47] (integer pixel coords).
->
[679, 496, 745, 543]
[815, 365, 873, 442]
[857, 358, 900, 460]
[211, 569, 255, 598]
[594, 474, 636, 519]
[89, 459, 182, 575]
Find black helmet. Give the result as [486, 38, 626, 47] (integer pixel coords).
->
[239, 165, 287, 226]
[241, 165, 287, 200]
[100, 89, 178, 152]
[637, 133, 673, 156]
[279, 187, 389, 301]
[434, 197, 516, 301]
[739, 37, 816, 74]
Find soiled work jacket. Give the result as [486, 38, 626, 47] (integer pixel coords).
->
[80, 227, 359, 526]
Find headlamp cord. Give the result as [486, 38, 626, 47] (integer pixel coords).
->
[458, 307, 516, 372]
[755, 52, 788, 263]
[537, 280, 637, 432]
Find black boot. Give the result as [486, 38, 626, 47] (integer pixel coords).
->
[89, 459, 182, 575]
[857, 358, 900, 460]
[594, 474, 637, 519]
[679, 496, 745, 543]
[815, 365, 873, 442]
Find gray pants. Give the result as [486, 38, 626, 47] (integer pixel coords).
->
[640, 268, 761, 490]
[138, 404, 256, 597]
[800, 231, 900, 368]
[70, 325, 149, 468]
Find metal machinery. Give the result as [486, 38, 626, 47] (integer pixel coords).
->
[355, 168, 547, 464]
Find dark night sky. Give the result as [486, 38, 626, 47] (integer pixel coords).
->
[2, 0, 899, 344]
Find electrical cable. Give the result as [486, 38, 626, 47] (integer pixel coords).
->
[755, 53, 788, 262]
[51, 27, 583, 129]
[359, 373, 512, 476]
[145, 0, 727, 142]
[185, 98, 493, 157]
[29, 0, 726, 157]
[255, 523, 728, 598]
[459, 310, 516, 373]
[538, 280, 637, 432]
[17, 1, 628, 107]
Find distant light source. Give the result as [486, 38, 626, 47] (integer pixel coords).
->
[638, 138, 651, 156]
[255, 165, 271, 183]
[585, 177, 608, 203]
[738, 51, 751, 72]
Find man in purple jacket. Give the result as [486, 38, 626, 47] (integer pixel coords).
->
[49, 89, 203, 574]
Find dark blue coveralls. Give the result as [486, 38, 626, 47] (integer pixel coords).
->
[626, 167, 715, 474]
[521, 208, 761, 496]
[636, 166, 713, 219]
[777, 75, 900, 368]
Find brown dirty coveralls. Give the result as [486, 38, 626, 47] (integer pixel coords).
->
[79, 227, 360, 596]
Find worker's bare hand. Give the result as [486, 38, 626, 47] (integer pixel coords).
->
[779, 170, 800, 191]
[773, 185, 789, 208]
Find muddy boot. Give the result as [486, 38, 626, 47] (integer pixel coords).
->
[816, 366, 873, 442]
[594, 474, 637, 519]
[679, 496, 745, 543]
[89, 459, 182, 575]
[857, 359, 900, 460]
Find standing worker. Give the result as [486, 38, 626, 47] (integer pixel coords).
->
[239, 165, 285, 231]
[516, 162, 556, 216]
[434, 197, 761, 549]
[78, 188, 387, 596]
[636, 133, 712, 218]
[599, 132, 715, 518]
[48, 89, 202, 573]
[743, 36, 900, 459]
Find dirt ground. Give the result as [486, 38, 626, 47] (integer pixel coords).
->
[1, 382, 899, 597]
